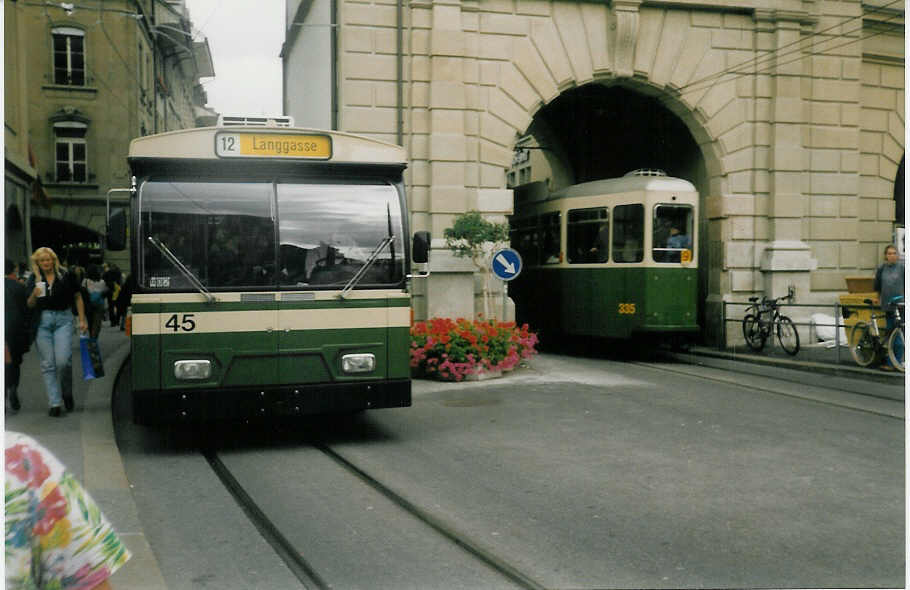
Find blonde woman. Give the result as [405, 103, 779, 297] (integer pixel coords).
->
[26, 247, 88, 417]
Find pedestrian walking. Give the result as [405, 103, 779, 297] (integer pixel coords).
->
[116, 273, 134, 331]
[102, 263, 122, 327]
[5, 259, 31, 413]
[5, 431, 131, 589]
[82, 264, 109, 338]
[26, 247, 88, 417]
[874, 244, 905, 370]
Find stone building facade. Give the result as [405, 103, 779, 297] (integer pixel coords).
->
[283, 0, 904, 344]
[4, 0, 215, 273]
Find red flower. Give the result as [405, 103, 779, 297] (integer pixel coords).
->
[6, 443, 51, 489]
[33, 485, 68, 535]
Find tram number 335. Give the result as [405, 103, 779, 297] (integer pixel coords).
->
[618, 303, 637, 315]
[165, 314, 197, 332]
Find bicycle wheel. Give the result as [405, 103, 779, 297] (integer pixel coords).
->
[742, 314, 766, 351]
[776, 316, 800, 356]
[849, 322, 879, 367]
[887, 326, 905, 372]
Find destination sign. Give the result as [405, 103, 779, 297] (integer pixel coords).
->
[215, 132, 332, 159]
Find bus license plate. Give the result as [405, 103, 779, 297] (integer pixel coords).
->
[216, 133, 332, 159]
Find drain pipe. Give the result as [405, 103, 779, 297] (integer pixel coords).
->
[396, 0, 403, 146]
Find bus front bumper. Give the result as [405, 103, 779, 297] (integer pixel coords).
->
[132, 379, 411, 424]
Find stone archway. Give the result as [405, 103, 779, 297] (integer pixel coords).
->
[512, 81, 718, 342]
[30, 216, 102, 267]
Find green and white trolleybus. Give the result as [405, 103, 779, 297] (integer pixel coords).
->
[107, 118, 429, 424]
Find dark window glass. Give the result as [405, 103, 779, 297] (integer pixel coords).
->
[567, 207, 609, 264]
[72, 143, 85, 160]
[509, 215, 539, 266]
[277, 183, 404, 287]
[56, 144, 69, 161]
[56, 163, 71, 181]
[140, 181, 276, 289]
[51, 32, 85, 86]
[540, 211, 561, 264]
[652, 204, 694, 263]
[72, 163, 86, 182]
[612, 204, 644, 263]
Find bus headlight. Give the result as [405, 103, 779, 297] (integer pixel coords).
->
[342, 353, 375, 374]
[174, 360, 212, 380]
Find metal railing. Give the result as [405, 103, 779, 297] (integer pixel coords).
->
[721, 299, 880, 365]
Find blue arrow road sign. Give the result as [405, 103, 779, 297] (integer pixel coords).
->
[491, 248, 522, 281]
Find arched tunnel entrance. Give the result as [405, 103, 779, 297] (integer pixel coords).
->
[30, 217, 103, 268]
[514, 83, 711, 343]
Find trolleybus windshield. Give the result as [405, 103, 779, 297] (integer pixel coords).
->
[139, 180, 405, 290]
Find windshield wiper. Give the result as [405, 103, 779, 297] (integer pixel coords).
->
[338, 235, 394, 299]
[147, 236, 216, 304]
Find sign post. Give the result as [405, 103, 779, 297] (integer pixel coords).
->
[491, 248, 523, 321]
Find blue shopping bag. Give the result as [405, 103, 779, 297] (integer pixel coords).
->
[80, 334, 105, 380]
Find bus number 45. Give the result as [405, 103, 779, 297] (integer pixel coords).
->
[165, 314, 197, 332]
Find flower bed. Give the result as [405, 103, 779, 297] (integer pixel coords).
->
[410, 317, 538, 381]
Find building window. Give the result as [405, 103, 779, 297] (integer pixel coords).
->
[52, 27, 86, 86]
[54, 122, 88, 182]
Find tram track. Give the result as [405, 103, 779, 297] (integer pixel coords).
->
[631, 358, 904, 420]
[203, 440, 546, 590]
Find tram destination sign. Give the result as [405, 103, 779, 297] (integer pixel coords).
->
[491, 248, 522, 281]
[215, 132, 332, 159]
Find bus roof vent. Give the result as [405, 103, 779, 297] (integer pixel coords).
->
[625, 168, 667, 177]
[217, 115, 295, 128]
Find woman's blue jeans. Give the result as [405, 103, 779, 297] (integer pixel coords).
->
[34, 309, 74, 408]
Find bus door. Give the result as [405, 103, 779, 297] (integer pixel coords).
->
[275, 181, 406, 386]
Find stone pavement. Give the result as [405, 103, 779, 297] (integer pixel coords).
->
[4, 322, 167, 590]
[3, 322, 902, 590]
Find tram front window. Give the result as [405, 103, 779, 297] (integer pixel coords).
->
[139, 181, 275, 289]
[612, 204, 644, 263]
[653, 204, 693, 262]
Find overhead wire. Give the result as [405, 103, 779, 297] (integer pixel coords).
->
[674, 12, 904, 99]
[672, 0, 905, 96]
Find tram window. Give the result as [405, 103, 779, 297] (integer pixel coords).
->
[540, 212, 561, 264]
[139, 181, 276, 289]
[612, 204, 644, 263]
[653, 204, 693, 262]
[277, 183, 404, 287]
[510, 216, 539, 266]
[567, 207, 609, 263]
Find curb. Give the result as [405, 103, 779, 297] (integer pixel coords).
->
[83, 341, 169, 590]
[678, 346, 906, 385]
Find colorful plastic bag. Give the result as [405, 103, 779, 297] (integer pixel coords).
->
[80, 334, 105, 380]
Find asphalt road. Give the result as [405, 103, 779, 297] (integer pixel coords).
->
[114, 353, 905, 589]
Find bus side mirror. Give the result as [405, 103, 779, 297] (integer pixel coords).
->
[412, 231, 430, 264]
[107, 209, 127, 251]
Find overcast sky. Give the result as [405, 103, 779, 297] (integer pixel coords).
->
[184, 0, 284, 116]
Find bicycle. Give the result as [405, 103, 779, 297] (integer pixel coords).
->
[741, 294, 800, 355]
[847, 296, 904, 371]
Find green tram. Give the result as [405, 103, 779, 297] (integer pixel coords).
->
[106, 119, 429, 424]
[509, 169, 698, 343]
